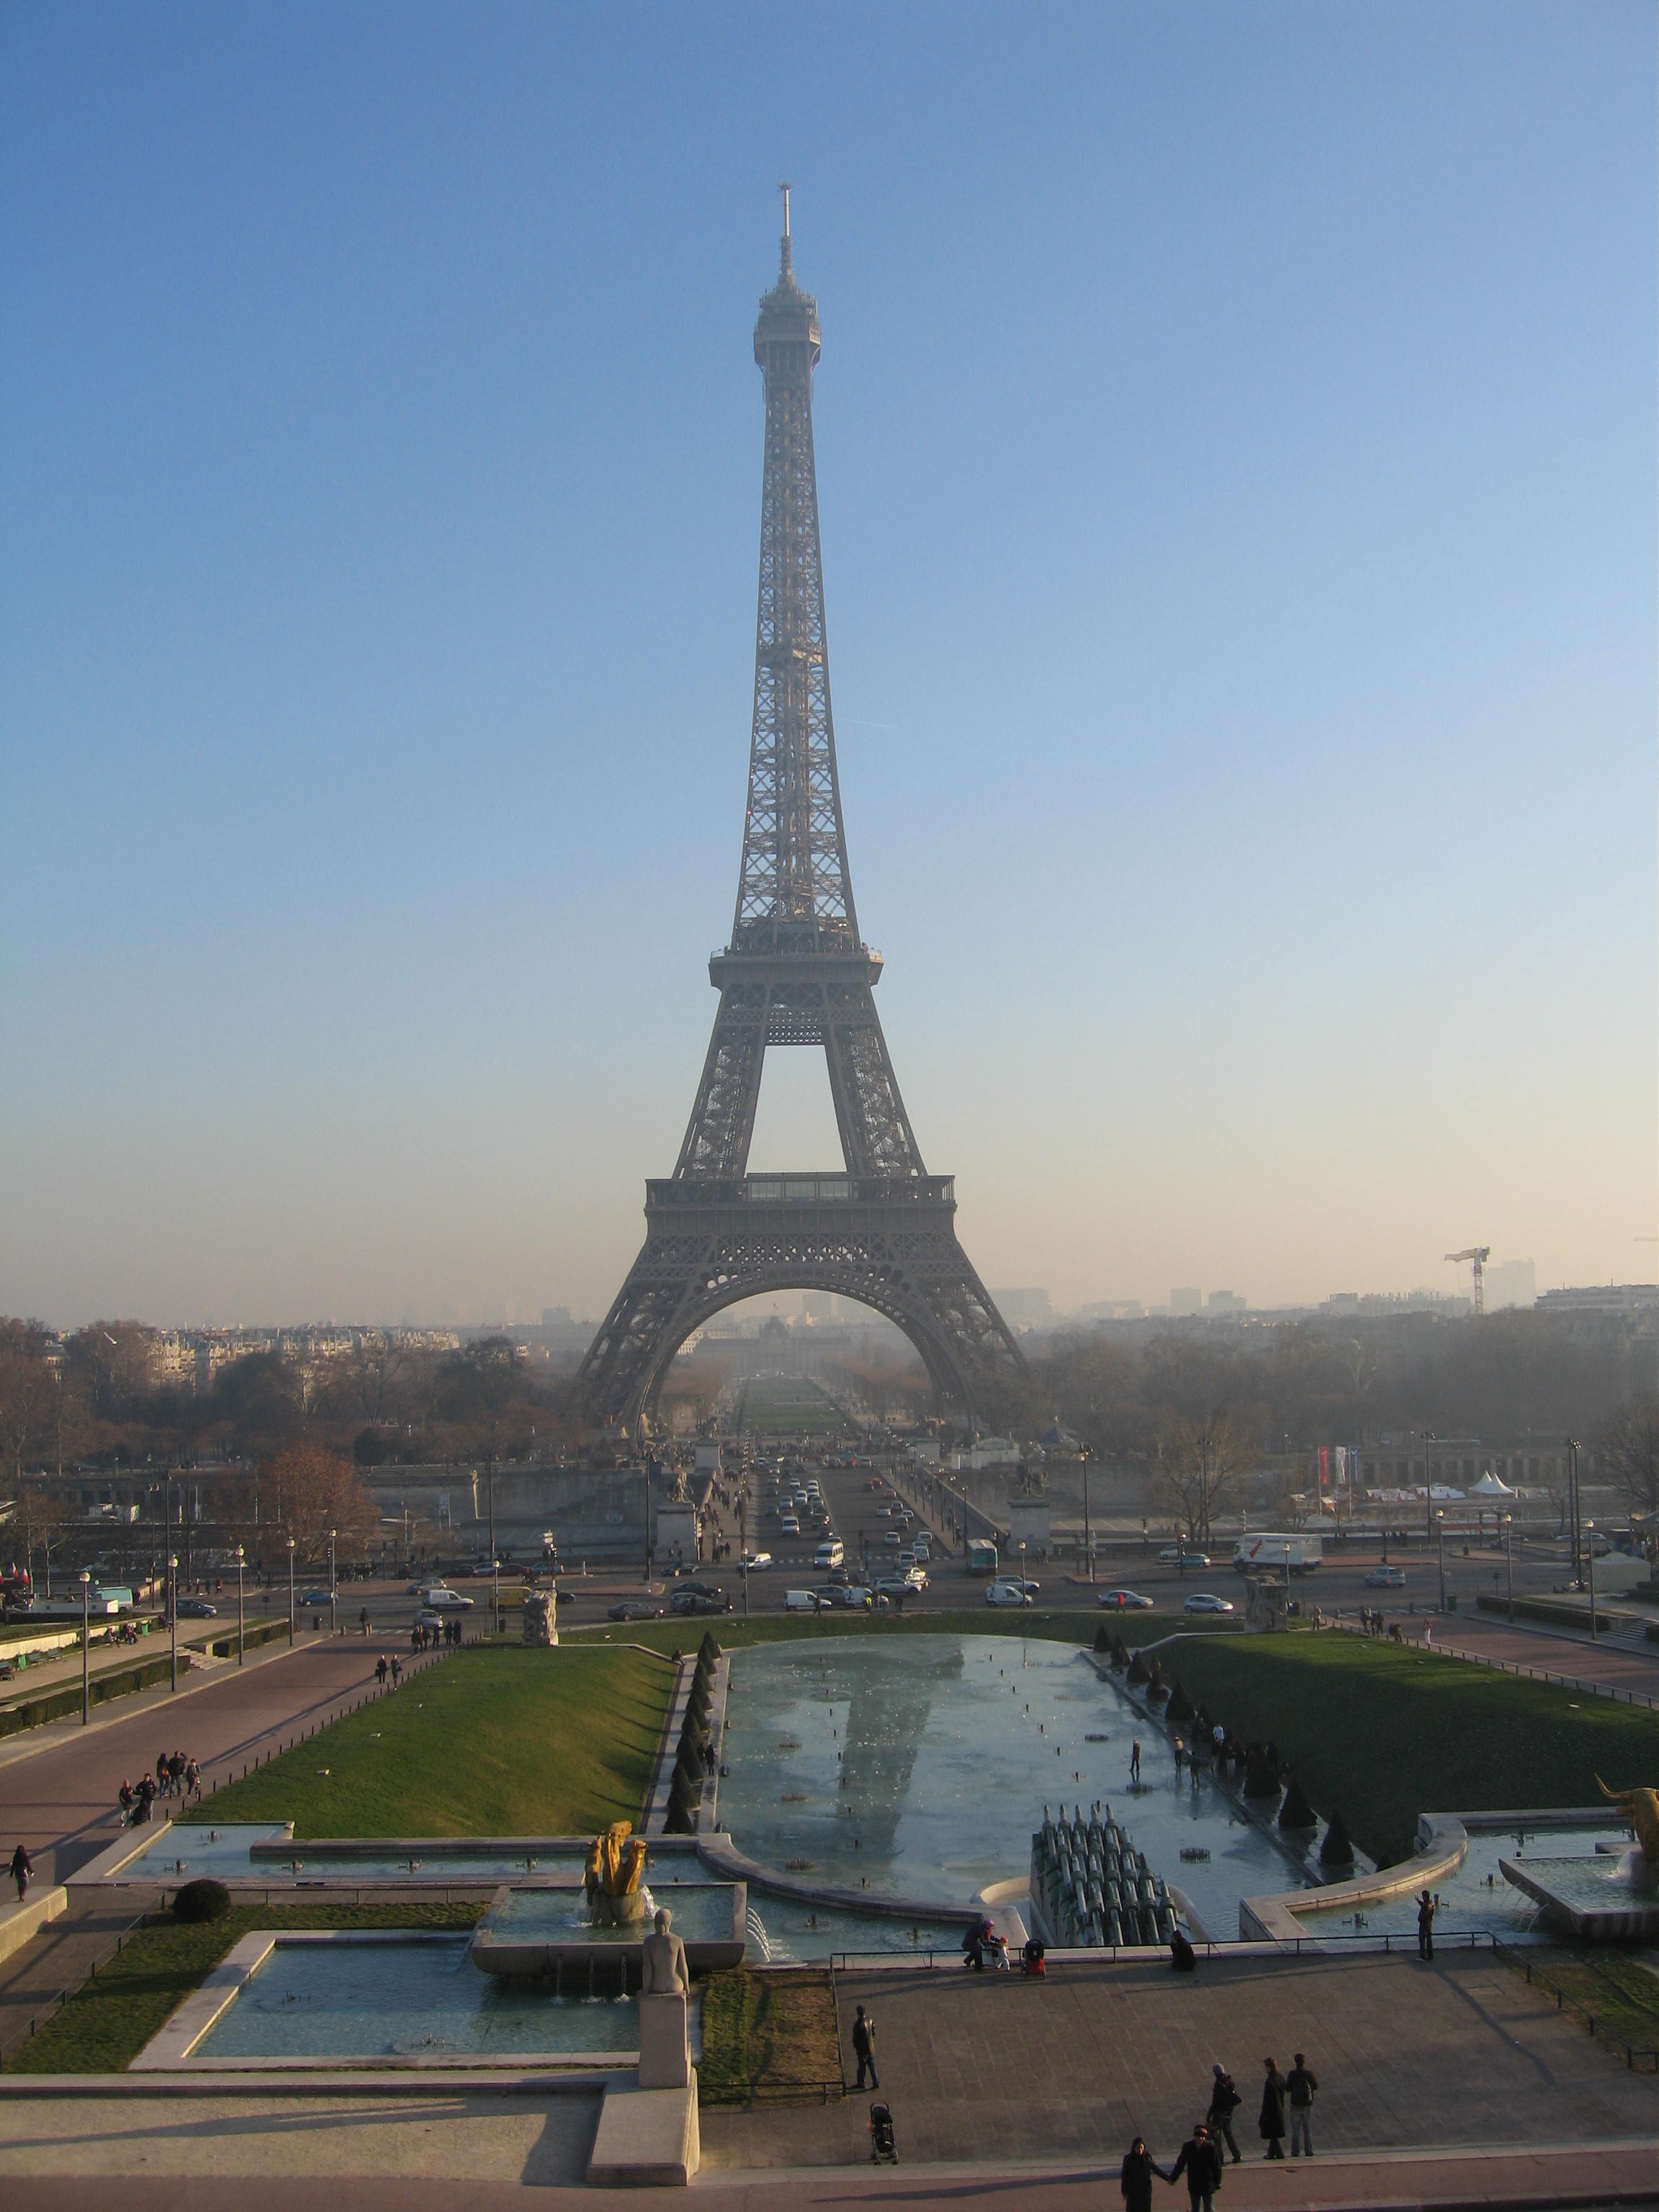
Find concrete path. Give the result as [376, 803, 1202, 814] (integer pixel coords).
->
[0, 1637, 442, 1883]
[1400, 1615, 1659, 1704]
[699, 1951, 1658, 2170]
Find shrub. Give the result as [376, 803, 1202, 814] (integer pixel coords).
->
[698, 1631, 721, 1665]
[1278, 1777, 1317, 1830]
[1319, 1809, 1354, 1866]
[173, 1879, 232, 1923]
[1166, 1682, 1192, 1726]
[1092, 1624, 1112, 1654]
[1244, 1745, 1281, 1800]
[1126, 1652, 1150, 1686]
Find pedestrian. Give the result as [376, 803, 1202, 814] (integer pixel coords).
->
[1130, 1739, 1141, 1783]
[359, 1607, 369, 1637]
[1259, 2057, 1287, 2157]
[9, 1841, 32, 1902]
[390, 1655, 402, 1686]
[1287, 2052, 1318, 2157]
[1417, 1889, 1435, 1961]
[376, 1655, 388, 1687]
[1168, 2121, 1223, 2212]
[1120, 2135, 1169, 2212]
[851, 2002, 878, 2090]
[1206, 2063, 1243, 2163]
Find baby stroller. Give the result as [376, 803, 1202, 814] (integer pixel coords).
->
[869, 2103, 898, 2164]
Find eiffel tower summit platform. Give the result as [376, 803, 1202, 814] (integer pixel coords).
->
[581, 193, 1022, 1436]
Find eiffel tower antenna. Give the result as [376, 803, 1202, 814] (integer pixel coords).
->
[581, 205, 1022, 1435]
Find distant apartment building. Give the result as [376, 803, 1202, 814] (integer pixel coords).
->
[1483, 1259, 1536, 1311]
[1170, 1287, 1202, 1316]
[1205, 1290, 1246, 1317]
[992, 1288, 1053, 1330]
[1536, 1282, 1658, 1315]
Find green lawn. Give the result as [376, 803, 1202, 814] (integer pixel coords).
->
[734, 1377, 846, 1434]
[1141, 1629, 1659, 1867]
[698, 1966, 842, 2101]
[179, 1644, 674, 1837]
[2, 1899, 481, 2074]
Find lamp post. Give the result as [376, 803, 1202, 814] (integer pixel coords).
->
[1586, 1520, 1598, 1642]
[739, 1489, 750, 1617]
[235, 1545, 246, 1666]
[168, 1554, 179, 1693]
[1503, 1513, 1514, 1624]
[1082, 1443, 1094, 1583]
[1566, 1438, 1582, 1590]
[287, 1536, 296, 1645]
[1435, 1509, 1446, 1613]
[328, 1528, 337, 1637]
[79, 1569, 91, 1725]
[487, 1456, 500, 1634]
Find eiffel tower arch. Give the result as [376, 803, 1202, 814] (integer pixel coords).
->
[581, 194, 1023, 1435]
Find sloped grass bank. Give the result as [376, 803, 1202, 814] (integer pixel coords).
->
[180, 1643, 673, 1838]
[1141, 1630, 1655, 1867]
[698, 1966, 842, 2102]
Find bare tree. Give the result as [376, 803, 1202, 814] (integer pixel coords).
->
[1157, 1411, 1249, 1545]
[0, 1322, 53, 1484]
[1599, 1389, 1659, 1517]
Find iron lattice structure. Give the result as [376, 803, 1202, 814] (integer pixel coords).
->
[581, 200, 1022, 1432]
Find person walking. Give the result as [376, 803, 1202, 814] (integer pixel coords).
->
[850, 2002, 878, 2091]
[1287, 2052, 1318, 2157]
[1130, 1740, 1141, 1784]
[9, 1842, 33, 1902]
[1168, 2122, 1223, 2212]
[1417, 1889, 1435, 1961]
[1259, 2056, 1287, 2159]
[1206, 2063, 1243, 2163]
[1120, 2136, 1169, 2212]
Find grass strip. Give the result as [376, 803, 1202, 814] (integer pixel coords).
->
[2, 1899, 482, 2075]
[697, 1966, 842, 2101]
[180, 1643, 673, 1838]
[575, 1609, 1233, 1658]
[1138, 1629, 1658, 1866]
[1501, 1944, 1659, 2056]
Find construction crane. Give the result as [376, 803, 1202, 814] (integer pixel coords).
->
[1445, 1246, 1491, 1316]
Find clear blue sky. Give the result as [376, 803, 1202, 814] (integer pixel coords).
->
[2, 4, 1654, 1327]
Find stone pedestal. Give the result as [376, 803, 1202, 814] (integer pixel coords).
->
[521, 1589, 557, 1645]
[638, 1990, 690, 2090]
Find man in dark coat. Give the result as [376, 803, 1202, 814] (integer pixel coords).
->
[1287, 2051, 1318, 2157]
[1120, 2135, 1169, 2212]
[851, 2002, 878, 2091]
[1207, 2062, 1243, 2163]
[1168, 2122, 1223, 2212]
[1259, 2057, 1288, 2158]
[1417, 1889, 1435, 1960]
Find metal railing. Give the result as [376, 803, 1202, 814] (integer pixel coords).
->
[1493, 1936, 1659, 2072]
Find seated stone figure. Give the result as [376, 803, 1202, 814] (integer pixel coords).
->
[642, 1907, 690, 1996]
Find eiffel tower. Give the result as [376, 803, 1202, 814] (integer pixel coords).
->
[580, 193, 1022, 1434]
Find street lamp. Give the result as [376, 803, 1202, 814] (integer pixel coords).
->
[1081, 1443, 1094, 1584]
[487, 1457, 500, 1635]
[1435, 1510, 1446, 1613]
[1503, 1513, 1514, 1624]
[168, 1554, 179, 1693]
[1586, 1521, 1598, 1643]
[328, 1528, 337, 1637]
[1566, 1438, 1582, 1590]
[739, 1488, 750, 1617]
[235, 1545, 246, 1666]
[287, 1536, 296, 1645]
[79, 1569, 91, 1725]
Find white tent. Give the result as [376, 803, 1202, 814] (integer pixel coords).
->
[1470, 1470, 1517, 1498]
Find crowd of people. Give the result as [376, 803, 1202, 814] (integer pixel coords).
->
[117, 1748, 201, 1824]
[1121, 2057, 1320, 2211]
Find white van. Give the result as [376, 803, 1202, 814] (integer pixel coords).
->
[784, 1588, 828, 1612]
[418, 1586, 475, 1611]
[815, 1538, 845, 1570]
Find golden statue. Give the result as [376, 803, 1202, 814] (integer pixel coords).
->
[585, 1820, 650, 1924]
[1597, 1777, 1659, 1863]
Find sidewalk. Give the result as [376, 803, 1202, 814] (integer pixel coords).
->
[1398, 1613, 1659, 1705]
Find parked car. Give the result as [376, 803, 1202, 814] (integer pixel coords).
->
[1184, 1592, 1235, 1614]
[607, 1600, 665, 1621]
[1097, 1588, 1154, 1610]
[1365, 1565, 1407, 1588]
[670, 1588, 732, 1617]
[174, 1596, 218, 1619]
[986, 1578, 1034, 1607]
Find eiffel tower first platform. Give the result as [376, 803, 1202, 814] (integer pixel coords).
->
[580, 194, 1023, 1435]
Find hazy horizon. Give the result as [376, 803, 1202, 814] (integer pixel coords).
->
[4, 7, 1655, 1334]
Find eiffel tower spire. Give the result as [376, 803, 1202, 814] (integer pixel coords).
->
[580, 207, 1022, 1434]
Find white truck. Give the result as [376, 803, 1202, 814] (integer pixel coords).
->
[1232, 1533, 1323, 1577]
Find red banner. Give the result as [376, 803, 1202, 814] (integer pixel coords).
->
[1318, 1445, 1329, 1489]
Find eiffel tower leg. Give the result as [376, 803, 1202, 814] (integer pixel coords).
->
[673, 987, 768, 1180]
[822, 982, 925, 1179]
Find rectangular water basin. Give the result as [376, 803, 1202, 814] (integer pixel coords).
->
[1291, 1825, 1630, 1943]
[106, 1825, 589, 1888]
[474, 1883, 746, 1977]
[1499, 1848, 1659, 1941]
[158, 1933, 691, 2067]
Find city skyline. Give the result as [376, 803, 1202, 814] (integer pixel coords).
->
[3, 7, 1654, 1331]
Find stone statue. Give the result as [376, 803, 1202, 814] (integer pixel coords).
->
[1598, 1777, 1659, 1863]
[585, 1820, 649, 1925]
[641, 1906, 689, 1996]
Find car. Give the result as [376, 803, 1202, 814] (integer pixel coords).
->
[739, 1552, 773, 1571]
[784, 1588, 832, 1612]
[415, 1609, 451, 1629]
[1184, 1593, 1236, 1614]
[1097, 1588, 1155, 1610]
[902, 1567, 928, 1591]
[471, 1560, 503, 1576]
[418, 1587, 476, 1611]
[174, 1596, 218, 1618]
[986, 1578, 1034, 1607]
[882, 1529, 902, 1547]
[670, 1588, 732, 1616]
[1365, 1565, 1407, 1588]
[778, 1516, 800, 1536]
[607, 1600, 665, 1621]
[300, 1588, 335, 1606]
[1159, 1547, 1211, 1568]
